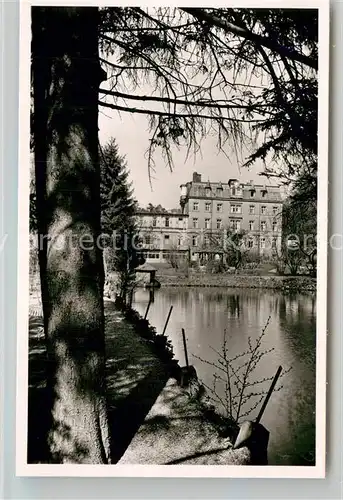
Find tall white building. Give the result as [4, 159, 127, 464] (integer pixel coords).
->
[136, 172, 283, 263]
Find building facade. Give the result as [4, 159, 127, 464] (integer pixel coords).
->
[136, 172, 283, 264]
[180, 172, 283, 261]
[135, 208, 190, 263]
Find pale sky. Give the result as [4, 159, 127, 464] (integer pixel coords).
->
[98, 110, 275, 210]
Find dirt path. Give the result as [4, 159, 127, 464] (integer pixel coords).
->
[119, 377, 250, 465]
[103, 300, 170, 461]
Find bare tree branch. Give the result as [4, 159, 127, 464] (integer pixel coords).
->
[181, 8, 318, 69]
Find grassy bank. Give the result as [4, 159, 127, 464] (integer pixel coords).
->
[156, 273, 316, 292]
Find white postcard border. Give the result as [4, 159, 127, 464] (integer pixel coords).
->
[16, 0, 329, 478]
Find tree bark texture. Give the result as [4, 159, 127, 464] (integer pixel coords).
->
[31, 7, 111, 463]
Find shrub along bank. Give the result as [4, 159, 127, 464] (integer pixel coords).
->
[113, 297, 179, 372]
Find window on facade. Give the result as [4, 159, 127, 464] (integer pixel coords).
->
[272, 221, 278, 232]
[165, 217, 170, 227]
[250, 190, 255, 198]
[231, 187, 236, 196]
[249, 205, 255, 214]
[193, 202, 199, 211]
[204, 236, 210, 246]
[260, 238, 266, 249]
[205, 202, 211, 212]
[178, 237, 182, 246]
[192, 236, 198, 246]
[152, 217, 157, 227]
[216, 203, 223, 212]
[205, 218, 210, 229]
[145, 235, 151, 245]
[261, 205, 267, 215]
[272, 206, 278, 215]
[148, 253, 160, 259]
[249, 220, 254, 231]
[261, 221, 266, 231]
[205, 187, 211, 197]
[248, 239, 254, 248]
[272, 237, 277, 248]
[216, 219, 222, 229]
[230, 219, 240, 231]
[164, 234, 170, 240]
[261, 190, 267, 198]
[231, 204, 242, 214]
[192, 218, 198, 229]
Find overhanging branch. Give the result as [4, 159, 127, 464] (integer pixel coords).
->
[98, 100, 264, 123]
[181, 8, 318, 70]
[99, 88, 274, 113]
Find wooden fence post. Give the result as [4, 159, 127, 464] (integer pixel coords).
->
[162, 305, 173, 335]
[144, 297, 152, 320]
[256, 365, 282, 423]
[181, 328, 189, 368]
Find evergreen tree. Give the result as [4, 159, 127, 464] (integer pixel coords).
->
[100, 138, 143, 300]
[280, 198, 317, 276]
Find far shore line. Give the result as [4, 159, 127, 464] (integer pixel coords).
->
[151, 274, 317, 292]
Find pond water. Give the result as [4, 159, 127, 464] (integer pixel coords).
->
[132, 286, 316, 466]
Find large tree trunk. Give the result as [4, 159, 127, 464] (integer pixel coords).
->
[32, 7, 111, 463]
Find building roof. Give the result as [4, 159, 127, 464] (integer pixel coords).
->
[188, 171, 280, 189]
[136, 262, 157, 272]
[183, 175, 282, 202]
[136, 208, 188, 216]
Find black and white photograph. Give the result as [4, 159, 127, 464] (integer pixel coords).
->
[17, 1, 328, 476]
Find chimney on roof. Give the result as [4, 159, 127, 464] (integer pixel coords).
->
[192, 172, 202, 183]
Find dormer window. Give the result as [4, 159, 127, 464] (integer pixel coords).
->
[205, 184, 212, 196]
[216, 184, 223, 196]
[229, 179, 238, 196]
[250, 190, 255, 198]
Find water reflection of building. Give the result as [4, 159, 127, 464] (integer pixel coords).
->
[228, 295, 240, 318]
[136, 171, 283, 263]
